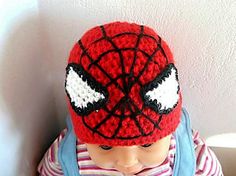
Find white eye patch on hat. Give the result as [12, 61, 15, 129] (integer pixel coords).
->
[65, 63, 108, 116]
[140, 63, 180, 114]
[65, 63, 179, 116]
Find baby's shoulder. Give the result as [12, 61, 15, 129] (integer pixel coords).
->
[37, 129, 68, 175]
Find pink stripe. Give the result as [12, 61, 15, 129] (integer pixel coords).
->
[193, 130, 199, 139]
[50, 143, 55, 161]
[80, 167, 116, 171]
[44, 158, 63, 175]
[201, 155, 209, 173]
[77, 148, 87, 153]
[153, 167, 171, 176]
[47, 159, 63, 175]
[196, 168, 202, 174]
[196, 144, 206, 166]
[206, 148, 214, 175]
[213, 161, 219, 176]
[77, 156, 91, 162]
[194, 137, 202, 146]
[211, 156, 218, 176]
[38, 163, 43, 173]
[194, 139, 200, 146]
[169, 145, 176, 150]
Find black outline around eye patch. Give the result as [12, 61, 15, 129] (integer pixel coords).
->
[140, 63, 180, 114]
[65, 63, 109, 116]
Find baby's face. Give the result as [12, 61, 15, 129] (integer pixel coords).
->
[86, 135, 171, 175]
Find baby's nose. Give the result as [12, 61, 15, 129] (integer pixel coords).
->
[116, 148, 139, 167]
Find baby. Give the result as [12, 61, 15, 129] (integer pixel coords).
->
[38, 21, 223, 176]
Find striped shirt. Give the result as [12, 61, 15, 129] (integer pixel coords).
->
[38, 129, 223, 176]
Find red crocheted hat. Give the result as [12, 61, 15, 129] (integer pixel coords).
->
[65, 21, 182, 146]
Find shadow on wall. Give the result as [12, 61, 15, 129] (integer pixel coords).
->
[0, 15, 62, 175]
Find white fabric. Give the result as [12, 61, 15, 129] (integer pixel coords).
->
[146, 67, 179, 111]
[65, 67, 105, 109]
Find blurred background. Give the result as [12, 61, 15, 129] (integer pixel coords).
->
[0, 0, 235, 175]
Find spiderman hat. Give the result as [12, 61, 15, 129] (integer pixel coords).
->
[65, 21, 182, 146]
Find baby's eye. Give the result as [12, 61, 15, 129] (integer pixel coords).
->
[141, 143, 153, 148]
[99, 145, 113, 150]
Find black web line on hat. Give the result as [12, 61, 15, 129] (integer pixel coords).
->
[78, 40, 126, 93]
[82, 97, 161, 139]
[78, 25, 169, 139]
[100, 25, 161, 138]
[87, 48, 161, 71]
[126, 99, 149, 136]
[83, 28, 166, 94]
[100, 94, 162, 139]
[127, 25, 144, 90]
[81, 31, 165, 72]
[81, 31, 162, 55]
[90, 96, 127, 132]
[100, 25, 128, 94]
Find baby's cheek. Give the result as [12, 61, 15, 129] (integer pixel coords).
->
[140, 152, 166, 166]
[88, 151, 115, 169]
[139, 146, 169, 167]
[139, 135, 171, 166]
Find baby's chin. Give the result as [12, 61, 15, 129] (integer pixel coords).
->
[96, 164, 143, 175]
[119, 165, 143, 175]
[96, 160, 165, 175]
[117, 163, 163, 175]
[131, 161, 165, 174]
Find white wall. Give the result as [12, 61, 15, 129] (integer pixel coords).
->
[0, 0, 235, 175]
[0, 1, 60, 175]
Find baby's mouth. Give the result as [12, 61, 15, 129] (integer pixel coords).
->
[120, 165, 143, 175]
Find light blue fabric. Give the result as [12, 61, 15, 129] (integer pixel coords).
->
[172, 108, 196, 176]
[58, 108, 196, 176]
[58, 115, 80, 176]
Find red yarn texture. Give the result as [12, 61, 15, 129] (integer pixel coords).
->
[66, 21, 182, 146]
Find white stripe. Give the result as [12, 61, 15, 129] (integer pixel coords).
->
[44, 154, 63, 176]
[77, 151, 90, 157]
[198, 147, 208, 170]
[78, 160, 97, 166]
[77, 143, 87, 149]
